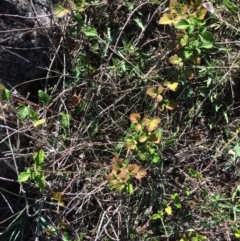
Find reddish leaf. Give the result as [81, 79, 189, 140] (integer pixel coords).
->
[126, 139, 137, 150]
[135, 123, 143, 131]
[118, 168, 130, 182]
[146, 87, 157, 99]
[143, 117, 161, 132]
[165, 99, 179, 110]
[111, 157, 123, 169]
[130, 113, 141, 124]
[142, 116, 150, 127]
[128, 164, 140, 175]
[146, 86, 164, 101]
[159, 13, 175, 25]
[169, 54, 183, 68]
[193, 7, 208, 19]
[135, 168, 147, 180]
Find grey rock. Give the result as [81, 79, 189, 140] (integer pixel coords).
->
[0, 0, 57, 178]
[0, 0, 56, 91]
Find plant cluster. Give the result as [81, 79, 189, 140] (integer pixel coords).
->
[1, 0, 240, 240]
[107, 157, 146, 194]
[125, 113, 162, 163]
[159, 0, 214, 63]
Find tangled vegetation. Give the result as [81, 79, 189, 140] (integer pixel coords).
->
[1, 0, 240, 240]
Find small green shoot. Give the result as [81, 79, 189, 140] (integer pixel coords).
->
[60, 112, 72, 128]
[171, 193, 182, 209]
[188, 168, 203, 179]
[18, 149, 46, 192]
[38, 90, 51, 105]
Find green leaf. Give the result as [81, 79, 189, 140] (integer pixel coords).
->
[54, 4, 71, 18]
[184, 187, 190, 196]
[188, 168, 202, 179]
[0, 85, 10, 101]
[74, 13, 83, 23]
[18, 170, 31, 182]
[148, 147, 155, 154]
[224, 112, 229, 124]
[164, 139, 175, 147]
[151, 210, 164, 220]
[223, 0, 240, 14]
[218, 203, 232, 209]
[139, 152, 147, 161]
[89, 122, 99, 136]
[29, 108, 38, 120]
[61, 112, 72, 128]
[2, 88, 10, 100]
[126, 184, 134, 194]
[187, 25, 194, 34]
[195, 47, 201, 54]
[82, 26, 97, 37]
[184, 48, 193, 59]
[51, 192, 65, 206]
[234, 228, 240, 238]
[33, 149, 45, 166]
[151, 154, 160, 163]
[73, 0, 85, 12]
[193, 234, 207, 241]
[171, 193, 182, 208]
[17, 105, 30, 120]
[233, 143, 240, 158]
[189, 16, 203, 26]
[38, 90, 50, 105]
[165, 206, 172, 215]
[175, 19, 190, 29]
[62, 231, 70, 241]
[199, 42, 213, 49]
[164, 81, 179, 92]
[116, 183, 126, 193]
[139, 133, 148, 143]
[34, 174, 45, 192]
[179, 33, 188, 47]
[134, 18, 144, 31]
[199, 31, 214, 43]
[174, 202, 181, 209]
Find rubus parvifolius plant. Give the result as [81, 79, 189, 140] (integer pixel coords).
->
[107, 157, 147, 194]
[159, 0, 214, 65]
[125, 113, 162, 163]
[146, 81, 179, 111]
